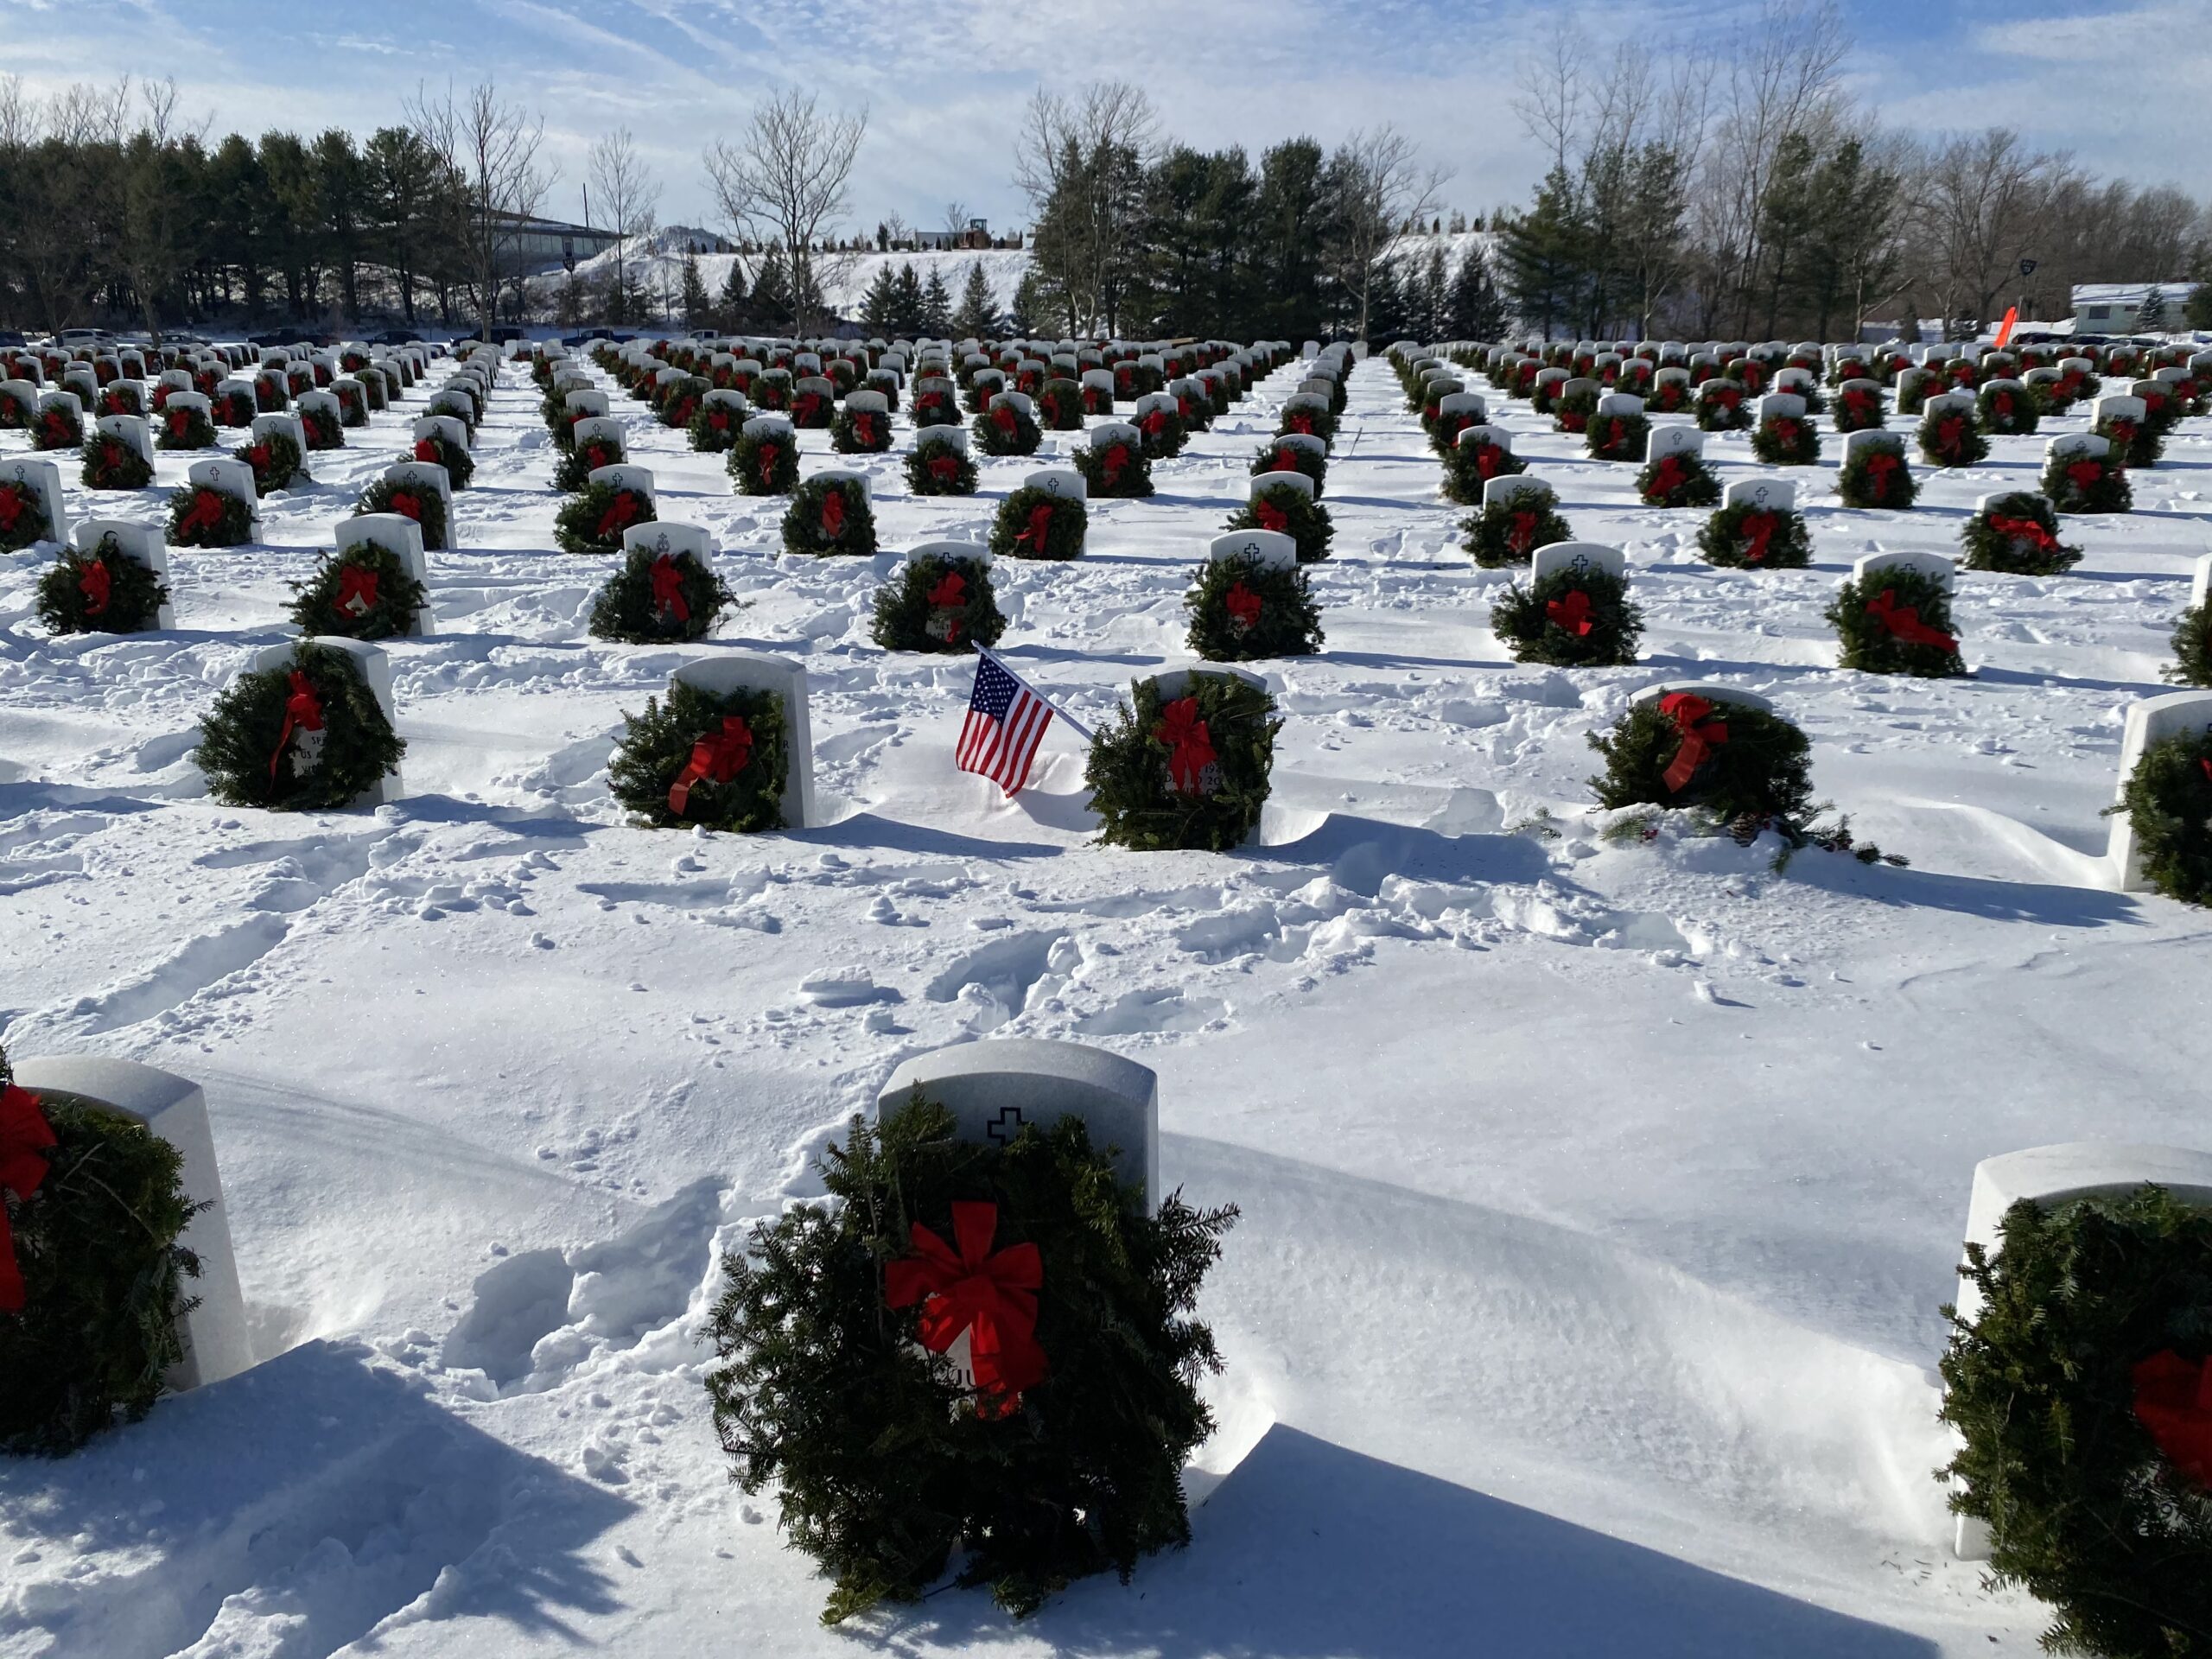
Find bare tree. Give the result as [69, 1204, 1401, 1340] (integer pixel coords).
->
[1910, 128, 2069, 331]
[118, 77, 193, 345]
[702, 92, 867, 332]
[1014, 81, 1159, 334]
[1327, 125, 1451, 340]
[588, 126, 660, 326]
[943, 199, 972, 237]
[407, 79, 554, 334]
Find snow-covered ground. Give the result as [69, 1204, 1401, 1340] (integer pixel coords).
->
[2, 345, 2209, 1657]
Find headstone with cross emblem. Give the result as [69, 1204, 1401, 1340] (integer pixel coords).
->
[1531, 541, 1626, 586]
[2107, 690, 2212, 890]
[876, 1038, 1161, 1212]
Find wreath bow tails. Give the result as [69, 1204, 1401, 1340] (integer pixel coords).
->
[668, 715, 753, 817]
[885, 1200, 1046, 1415]
[2133, 1350, 2212, 1487]
[1659, 692, 1729, 793]
[1154, 696, 1219, 795]
[0, 1082, 57, 1313]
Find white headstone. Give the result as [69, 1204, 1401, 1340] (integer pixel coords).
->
[95, 412, 155, 467]
[1532, 541, 1626, 585]
[336, 514, 435, 636]
[252, 638, 403, 805]
[1090, 421, 1141, 450]
[668, 652, 815, 830]
[1597, 391, 1645, 418]
[185, 455, 258, 514]
[915, 424, 969, 454]
[1758, 392, 1808, 423]
[622, 521, 712, 565]
[1455, 423, 1512, 454]
[384, 461, 455, 520]
[1853, 550, 1955, 593]
[411, 415, 468, 450]
[1644, 424, 1702, 462]
[1208, 529, 1299, 572]
[586, 463, 657, 505]
[564, 388, 610, 419]
[1481, 473, 1554, 511]
[569, 416, 626, 451]
[2045, 431, 2109, 461]
[1630, 682, 1773, 715]
[2108, 690, 2212, 889]
[9, 1057, 253, 1390]
[876, 1039, 1160, 1211]
[1025, 467, 1084, 500]
[741, 415, 793, 442]
[72, 517, 173, 626]
[1843, 428, 1904, 461]
[2094, 393, 2148, 425]
[1250, 469, 1316, 502]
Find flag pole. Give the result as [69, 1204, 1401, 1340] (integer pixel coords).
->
[976, 644, 1094, 742]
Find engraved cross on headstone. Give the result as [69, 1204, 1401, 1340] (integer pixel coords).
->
[985, 1105, 1027, 1146]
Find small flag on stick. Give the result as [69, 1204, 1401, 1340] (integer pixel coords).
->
[957, 646, 1090, 797]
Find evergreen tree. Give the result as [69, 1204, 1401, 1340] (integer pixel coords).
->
[888, 262, 924, 335]
[2138, 283, 2168, 331]
[1363, 257, 1408, 342]
[1496, 166, 1587, 340]
[2185, 282, 2212, 332]
[860, 265, 900, 334]
[1443, 247, 1510, 340]
[680, 253, 711, 327]
[1420, 239, 1450, 338]
[753, 241, 791, 326]
[1009, 269, 1049, 336]
[952, 259, 997, 337]
[920, 265, 953, 335]
[716, 256, 748, 329]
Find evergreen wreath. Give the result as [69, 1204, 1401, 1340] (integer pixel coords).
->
[79, 432, 154, 492]
[1751, 412, 1821, 466]
[0, 1054, 203, 1455]
[1837, 440, 1917, 510]
[781, 475, 879, 557]
[830, 404, 893, 454]
[1917, 405, 1988, 468]
[906, 435, 980, 497]
[1961, 492, 2082, 575]
[869, 552, 1006, 653]
[1441, 436, 1525, 505]
[300, 404, 343, 450]
[1554, 386, 1598, 435]
[1274, 403, 1333, 448]
[990, 487, 1086, 562]
[0, 479, 52, 552]
[1037, 378, 1084, 430]
[2111, 728, 2212, 906]
[1461, 485, 1573, 569]
[1086, 671, 1280, 853]
[1249, 441, 1324, 497]
[1490, 564, 1643, 667]
[2043, 448, 2132, 513]
[728, 429, 800, 496]
[1939, 1185, 2212, 1656]
[155, 404, 215, 451]
[1585, 410, 1650, 463]
[705, 1093, 1233, 1622]
[1184, 553, 1323, 662]
[690, 402, 744, 454]
[2166, 603, 2212, 689]
[34, 403, 83, 451]
[1227, 482, 1333, 564]
[607, 678, 787, 833]
[1205, 376, 1236, 422]
[2097, 412, 2164, 469]
[1830, 383, 1885, 432]
[973, 401, 1042, 457]
[238, 431, 305, 496]
[355, 476, 448, 552]
[588, 546, 734, 644]
[1636, 449, 1720, 508]
[99, 383, 147, 419]
[1647, 378, 1692, 415]
[911, 385, 959, 428]
[410, 431, 474, 490]
[1827, 566, 1965, 677]
[658, 377, 709, 431]
[287, 543, 429, 640]
[554, 435, 626, 494]
[1975, 383, 2038, 436]
[165, 483, 254, 549]
[1115, 361, 1163, 401]
[195, 639, 406, 810]
[555, 480, 656, 555]
[1695, 382, 1751, 431]
[1139, 404, 1189, 459]
[0, 383, 35, 429]
[34, 536, 168, 634]
[1588, 693, 1816, 830]
[334, 384, 370, 428]
[1075, 436, 1153, 499]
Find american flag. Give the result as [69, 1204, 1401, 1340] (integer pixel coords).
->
[958, 648, 1076, 796]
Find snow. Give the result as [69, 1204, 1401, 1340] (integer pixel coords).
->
[553, 239, 1037, 321]
[3, 345, 2211, 1657]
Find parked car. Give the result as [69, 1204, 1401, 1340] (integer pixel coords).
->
[369, 327, 421, 345]
[487, 325, 528, 344]
[55, 328, 111, 349]
[0, 330, 27, 349]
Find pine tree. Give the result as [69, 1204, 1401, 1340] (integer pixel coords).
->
[1497, 166, 1588, 341]
[860, 266, 899, 334]
[716, 257, 749, 330]
[1443, 248, 1510, 340]
[680, 253, 711, 327]
[2138, 284, 2168, 331]
[1420, 240, 1450, 338]
[952, 259, 997, 338]
[892, 263, 925, 336]
[920, 266, 953, 335]
[1364, 257, 1408, 342]
[753, 241, 791, 327]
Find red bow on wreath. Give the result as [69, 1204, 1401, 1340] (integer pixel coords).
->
[990, 404, 1016, 435]
[667, 715, 753, 816]
[414, 439, 438, 463]
[1270, 448, 1298, 473]
[166, 410, 189, 437]
[1014, 503, 1056, 554]
[177, 488, 226, 537]
[78, 557, 111, 615]
[2133, 1350, 2212, 1487]
[928, 453, 962, 484]
[2065, 459, 2105, 497]
[1862, 450, 1901, 499]
[1507, 508, 1541, 556]
[1986, 512, 2056, 551]
[1285, 411, 1313, 434]
[1100, 443, 1130, 483]
[1866, 588, 1957, 652]
[1153, 696, 1217, 794]
[1255, 497, 1288, 533]
[755, 442, 781, 488]
[1739, 510, 1777, 564]
[884, 1200, 1046, 1415]
[1224, 580, 1262, 631]
[1647, 455, 1685, 499]
[388, 491, 422, 523]
[819, 489, 847, 537]
[1659, 691, 1729, 793]
[926, 569, 967, 609]
[1770, 417, 1800, 445]
[1547, 588, 1594, 637]
[336, 564, 379, 617]
[1935, 416, 1967, 457]
[42, 412, 71, 442]
[650, 554, 690, 623]
[1473, 445, 1503, 480]
[0, 1081, 57, 1313]
[269, 669, 325, 782]
[596, 492, 641, 541]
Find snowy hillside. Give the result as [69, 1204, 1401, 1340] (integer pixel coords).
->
[555, 238, 1035, 321]
[3, 346, 2211, 1656]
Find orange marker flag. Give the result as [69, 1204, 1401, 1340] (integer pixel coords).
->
[1993, 306, 2019, 350]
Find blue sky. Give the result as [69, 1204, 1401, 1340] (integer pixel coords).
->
[3, 0, 2208, 233]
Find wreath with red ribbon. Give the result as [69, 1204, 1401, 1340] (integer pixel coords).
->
[554, 480, 656, 555]
[194, 639, 406, 811]
[1838, 441, 1918, 510]
[780, 475, 878, 556]
[1961, 492, 2081, 575]
[35, 535, 168, 634]
[989, 486, 1086, 563]
[588, 544, 734, 644]
[355, 476, 448, 551]
[870, 551, 1006, 653]
[1086, 670, 1280, 852]
[1587, 692, 1816, 832]
[1076, 438, 1153, 499]
[1827, 566, 1964, 677]
[727, 429, 799, 496]
[288, 543, 429, 640]
[2042, 448, 2132, 513]
[164, 482, 254, 548]
[607, 677, 787, 832]
[1696, 499, 1812, 570]
[1490, 563, 1644, 667]
[1184, 550, 1323, 662]
[1462, 486, 1573, 569]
